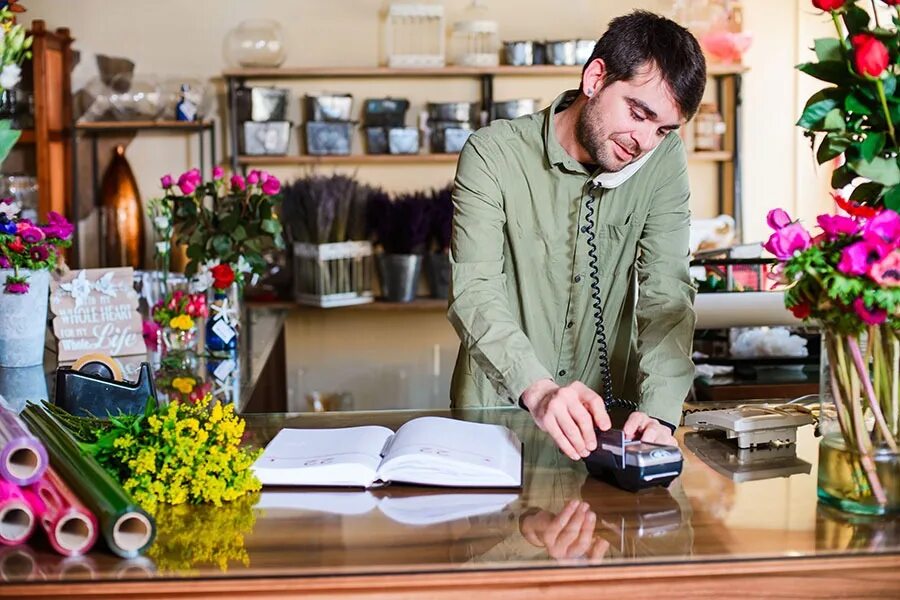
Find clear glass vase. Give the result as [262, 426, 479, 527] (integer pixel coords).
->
[818, 326, 900, 515]
[162, 324, 198, 353]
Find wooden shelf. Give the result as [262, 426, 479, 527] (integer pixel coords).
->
[223, 64, 748, 79]
[238, 151, 732, 166]
[76, 120, 214, 132]
[237, 153, 459, 166]
[249, 298, 447, 311]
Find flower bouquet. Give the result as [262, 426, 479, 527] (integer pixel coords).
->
[153, 166, 284, 353]
[150, 290, 208, 352]
[781, 0, 900, 514]
[153, 351, 213, 404]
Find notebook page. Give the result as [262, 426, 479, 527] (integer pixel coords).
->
[378, 417, 522, 487]
[253, 426, 394, 487]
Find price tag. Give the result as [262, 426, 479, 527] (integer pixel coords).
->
[212, 319, 236, 344]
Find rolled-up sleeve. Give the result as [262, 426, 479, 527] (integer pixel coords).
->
[634, 142, 697, 426]
[447, 134, 553, 402]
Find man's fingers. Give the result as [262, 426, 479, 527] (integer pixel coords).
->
[551, 406, 589, 458]
[553, 503, 587, 556]
[567, 399, 597, 452]
[544, 418, 581, 461]
[569, 505, 596, 558]
[586, 396, 611, 432]
[621, 411, 649, 439]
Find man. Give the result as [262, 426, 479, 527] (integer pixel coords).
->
[448, 11, 704, 461]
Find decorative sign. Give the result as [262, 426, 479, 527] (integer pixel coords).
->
[50, 268, 145, 362]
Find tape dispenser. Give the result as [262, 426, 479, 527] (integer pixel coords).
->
[55, 353, 157, 417]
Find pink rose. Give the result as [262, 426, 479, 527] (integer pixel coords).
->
[186, 168, 202, 185]
[142, 320, 161, 352]
[838, 240, 890, 275]
[863, 208, 900, 246]
[230, 174, 246, 191]
[213, 166, 224, 180]
[817, 214, 859, 240]
[161, 174, 174, 189]
[259, 171, 270, 184]
[853, 297, 887, 325]
[177, 172, 197, 195]
[767, 208, 793, 230]
[869, 250, 900, 287]
[261, 175, 281, 196]
[246, 170, 261, 185]
[763, 223, 811, 260]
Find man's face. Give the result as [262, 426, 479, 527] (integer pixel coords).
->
[576, 64, 683, 171]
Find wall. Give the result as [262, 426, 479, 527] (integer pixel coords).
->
[26, 0, 826, 410]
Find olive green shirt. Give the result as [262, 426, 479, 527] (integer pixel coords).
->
[448, 91, 696, 427]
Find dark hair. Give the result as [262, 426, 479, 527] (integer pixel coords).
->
[582, 10, 707, 120]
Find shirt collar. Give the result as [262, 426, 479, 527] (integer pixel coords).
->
[543, 89, 591, 175]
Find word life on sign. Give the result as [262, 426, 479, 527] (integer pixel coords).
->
[49, 268, 146, 362]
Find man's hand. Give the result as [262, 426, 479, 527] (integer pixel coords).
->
[622, 411, 677, 446]
[520, 379, 611, 460]
[520, 500, 609, 561]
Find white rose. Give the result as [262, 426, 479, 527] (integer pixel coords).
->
[0, 64, 22, 91]
[153, 216, 170, 231]
[155, 241, 170, 254]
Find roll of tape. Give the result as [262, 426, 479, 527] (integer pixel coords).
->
[71, 353, 124, 382]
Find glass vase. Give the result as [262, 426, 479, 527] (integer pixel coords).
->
[162, 324, 198, 353]
[206, 285, 240, 356]
[818, 325, 900, 515]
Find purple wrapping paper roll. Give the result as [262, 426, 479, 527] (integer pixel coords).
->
[0, 405, 48, 485]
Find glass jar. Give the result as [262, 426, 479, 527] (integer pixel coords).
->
[0, 175, 38, 223]
[694, 103, 726, 152]
[224, 20, 286, 68]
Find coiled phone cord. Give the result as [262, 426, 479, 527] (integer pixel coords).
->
[584, 181, 638, 412]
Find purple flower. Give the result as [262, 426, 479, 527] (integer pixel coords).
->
[42, 211, 74, 240]
[230, 174, 246, 191]
[142, 319, 161, 352]
[0, 256, 8, 268]
[0, 218, 15, 235]
[161, 174, 174, 189]
[763, 223, 811, 260]
[3, 280, 29, 294]
[838, 240, 890, 275]
[767, 208, 793, 230]
[261, 176, 281, 196]
[246, 170, 261, 185]
[28, 244, 49, 262]
[213, 166, 224, 180]
[20, 227, 45, 244]
[863, 208, 900, 246]
[817, 214, 859, 240]
[853, 297, 887, 325]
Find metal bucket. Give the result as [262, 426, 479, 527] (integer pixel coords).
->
[424, 253, 450, 299]
[376, 254, 422, 303]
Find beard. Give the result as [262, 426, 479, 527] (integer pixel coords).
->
[575, 96, 638, 172]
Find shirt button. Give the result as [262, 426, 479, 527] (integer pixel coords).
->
[558, 369, 567, 377]
[574, 275, 582, 283]
[566, 321, 574, 329]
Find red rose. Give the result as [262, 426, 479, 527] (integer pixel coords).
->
[211, 263, 235, 289]
[789, 303, 812, 320]
[851, 34, 889, 78]
[812, 0, 845, 9]
[882, 0, 900, 5]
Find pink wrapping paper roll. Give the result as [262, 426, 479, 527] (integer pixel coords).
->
[0, 478, 35, 546]
[0, 405, 48, 486]
[23, 467, 98, 556]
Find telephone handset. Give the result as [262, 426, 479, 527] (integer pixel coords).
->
[582, 179, 683, 491]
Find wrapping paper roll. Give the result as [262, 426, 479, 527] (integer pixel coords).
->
[0, 405, 48, 485]
[0, 478, 35, 546]
[23, 466, 99, 556]
[694, 291, 802, 329]
[20, 403, 155, 558]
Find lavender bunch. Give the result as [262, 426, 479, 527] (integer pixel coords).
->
[281, 175, 358, 244]
[428, 184, 453, 254]
[367, 190, 431, 255]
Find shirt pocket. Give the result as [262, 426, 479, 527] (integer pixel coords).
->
[598, 222, 638, 278]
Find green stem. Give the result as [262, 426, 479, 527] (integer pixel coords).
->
[848, 336, 898, 452]
[876, 78, 898, 149]
[846, 345, 888, 506]
[833, 12, 851, 53]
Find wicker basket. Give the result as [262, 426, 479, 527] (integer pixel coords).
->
[293, 241, 374, 307]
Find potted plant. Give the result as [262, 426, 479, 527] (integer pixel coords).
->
[154, 166, 284, 355]
[367, 189, 431, 302]
[0, 204, 72, 366]
[424, 184, 453, 299]
[782, 0, 900, 514]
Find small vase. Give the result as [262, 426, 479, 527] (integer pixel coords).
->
[101, 145, 146, 268]
[424, 252, 450, 299]
[206, 285, 240, 356]
[0, 269, 50, 367]
[162, 324, 198, 353]
[376, 254, 423, 302]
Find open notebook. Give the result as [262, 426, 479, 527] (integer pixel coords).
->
[252, 416, 523, 489]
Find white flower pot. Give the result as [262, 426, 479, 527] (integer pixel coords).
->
[0, 269, 50, 367]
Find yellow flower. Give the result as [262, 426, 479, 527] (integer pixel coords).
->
[171, 377, 196, 394]
[169, 314, 194, 330]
